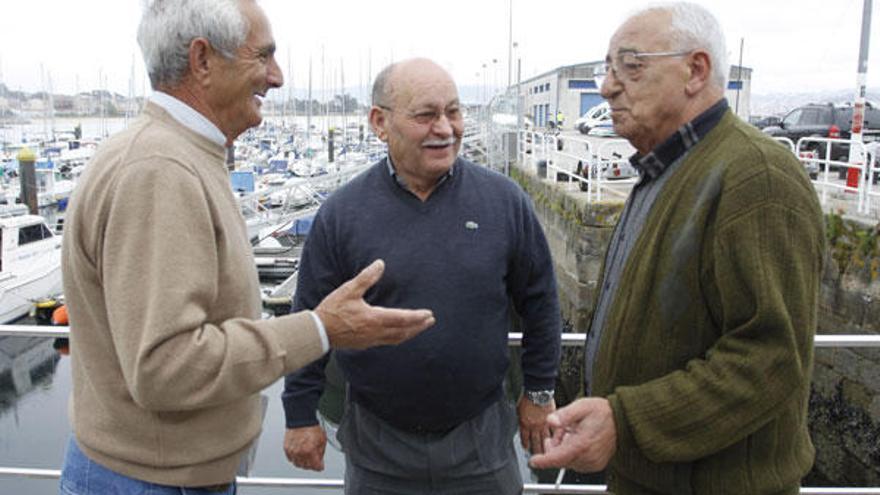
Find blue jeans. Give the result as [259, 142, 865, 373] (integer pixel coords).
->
[59, 437, 236, 495]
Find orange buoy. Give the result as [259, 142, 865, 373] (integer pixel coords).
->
[52, 305, 69, 326]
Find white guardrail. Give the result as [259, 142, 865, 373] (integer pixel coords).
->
[1, 325, 879, 493]
[522, 131, 880, 218]
[793, 137, 878, 215]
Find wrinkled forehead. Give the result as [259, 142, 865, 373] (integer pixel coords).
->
[241, 0, 275, 48]
[391, 66, 460, 109]
[608, 11, 674, 57]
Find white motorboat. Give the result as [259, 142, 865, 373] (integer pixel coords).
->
[0, 213, 63, 323]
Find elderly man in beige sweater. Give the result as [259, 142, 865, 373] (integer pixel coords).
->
[58, 1, 434, 494]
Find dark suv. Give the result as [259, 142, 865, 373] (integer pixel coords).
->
[762, 102, 880, 163]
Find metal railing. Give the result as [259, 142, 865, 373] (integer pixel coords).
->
[238, 163, 370, 240]
[516, 131, 640, 203]
[513, 128, 880, 220]
[529, 135, 636, 203]
[2, 326, 880, 347]
[1, 325, 879, 493]
[794, 137, 876, 215]
[3, 466, 880, 494]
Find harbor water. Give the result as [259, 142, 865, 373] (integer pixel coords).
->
[0, 337, 543, 494]
[0, 344, 345, 495]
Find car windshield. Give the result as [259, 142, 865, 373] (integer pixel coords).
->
[783, 109, 802, 127]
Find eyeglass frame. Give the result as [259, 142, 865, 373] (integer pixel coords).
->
[375, 104, 464, 126]
[596, 49, 693, 81]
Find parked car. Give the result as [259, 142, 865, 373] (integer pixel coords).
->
[797, 149, 820, 180]
[596, 151, 636, 180]
[575, 102, 611, 134]
[588, 121, 618, 137]
[600, 160, 637, 179]
[762, 102, 880, 166]
[750, 115, 781, 129]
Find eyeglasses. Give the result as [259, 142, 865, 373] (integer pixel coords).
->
[595, 50, 692, 81]
[377, 105, 463, 126]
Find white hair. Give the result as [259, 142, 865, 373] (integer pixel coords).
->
[137, 0, 249, 89]
[633, 2, 729, 90]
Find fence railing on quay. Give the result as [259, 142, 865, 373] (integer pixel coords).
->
[0, 325, 879, 493]
[480, 91, 879, 220]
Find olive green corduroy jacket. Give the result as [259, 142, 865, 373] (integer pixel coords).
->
[591, 110, 825, 495]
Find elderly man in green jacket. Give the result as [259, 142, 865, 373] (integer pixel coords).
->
[531, 3, 825, 494]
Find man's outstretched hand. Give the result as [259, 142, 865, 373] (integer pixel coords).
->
[316, 259, 435, 349]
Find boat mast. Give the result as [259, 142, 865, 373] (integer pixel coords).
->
[288, 48, 296, 127]
[48, 71, 55, 142]
[322, 46, 328, 135]
[848, 0, 872, 163]
[341, 58, 346, 144]
[307, 57, 313, 151]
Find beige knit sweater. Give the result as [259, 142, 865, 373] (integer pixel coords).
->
[62, 103, 324, 486]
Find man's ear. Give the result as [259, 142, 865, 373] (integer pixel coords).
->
[369, 106, 389, 142]
[684, 50, 712, 96]
[188, 37, 214, 87]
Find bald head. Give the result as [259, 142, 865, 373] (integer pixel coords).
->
[371, 58, 457, 109]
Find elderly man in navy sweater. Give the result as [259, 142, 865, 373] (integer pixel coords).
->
[281, 58, 562, 494]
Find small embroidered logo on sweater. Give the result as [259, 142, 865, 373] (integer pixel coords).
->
[465, 221, 479, 230]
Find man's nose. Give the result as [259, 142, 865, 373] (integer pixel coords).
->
[268, 56, 284, 88]
[431, 113, 454, 135]
[599, 68, 620, 100]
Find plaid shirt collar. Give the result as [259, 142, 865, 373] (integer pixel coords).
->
[385, 154, 455, 189]
[630, 99, 729, 181]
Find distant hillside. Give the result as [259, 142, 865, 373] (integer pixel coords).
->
[751, 87, 880, 116]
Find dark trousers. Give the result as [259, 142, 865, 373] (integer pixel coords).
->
[338, 398, 523, 495]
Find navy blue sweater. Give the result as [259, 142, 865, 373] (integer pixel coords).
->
[282, 158, 561, 432]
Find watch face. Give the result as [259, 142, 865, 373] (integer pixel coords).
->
[527, 390, 553, 405]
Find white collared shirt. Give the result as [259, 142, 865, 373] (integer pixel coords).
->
[150, 91, 227, 147]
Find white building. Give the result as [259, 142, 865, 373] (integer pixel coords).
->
[517, 61, 752, 128]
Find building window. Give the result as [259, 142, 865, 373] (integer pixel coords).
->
[568, 80, 598, 89]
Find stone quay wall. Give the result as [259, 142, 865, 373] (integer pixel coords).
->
[509, 164, 880, 487]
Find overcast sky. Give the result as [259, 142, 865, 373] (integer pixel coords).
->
[0, 0, 877, 100]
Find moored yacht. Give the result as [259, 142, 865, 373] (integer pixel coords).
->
[0, 213, 63, 323]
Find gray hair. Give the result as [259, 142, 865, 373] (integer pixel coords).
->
[137, 0, 249, 89]
[635, 2, 728, 90]
[371, 63, 397, 108]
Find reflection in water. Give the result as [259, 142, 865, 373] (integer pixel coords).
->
[0, 337, 60, 415]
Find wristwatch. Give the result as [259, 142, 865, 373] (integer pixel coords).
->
[525, 389, 555, 406]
